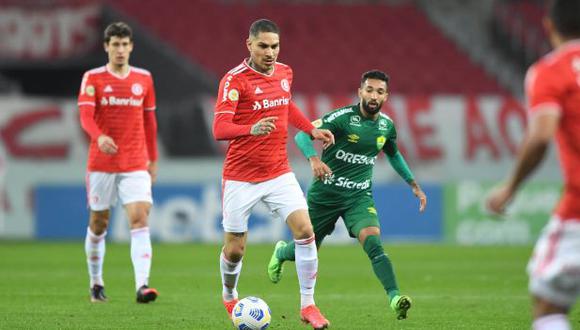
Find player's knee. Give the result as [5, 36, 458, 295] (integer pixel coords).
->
[224, 244, 245, 262]
[293, 222, 314, 240]
[90, 211, 110, 234]
[362, 235, 384, 260]
[128, 209, 149, 229]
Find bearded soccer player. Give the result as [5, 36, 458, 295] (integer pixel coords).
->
[268, 70, 427, 321]
[77, 22, 158, 304]
[486, 1, 580, 329]
[213, 19, 334, 329]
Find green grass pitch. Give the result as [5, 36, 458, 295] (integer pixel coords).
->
[1, 242, 579, 329]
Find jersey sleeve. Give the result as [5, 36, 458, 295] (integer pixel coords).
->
[77, 72, 102, 139]
[316, 112, 341, 137]
[382, 122, 398, 156]
[144, 75, 156, 111]
[525, 63, 564, 116]
[215, 74, 244, 115]
[78, 72, 96, 110]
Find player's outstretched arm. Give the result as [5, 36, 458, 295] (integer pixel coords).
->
[486, 111, 559, 215]
[295, 131, 332, 180]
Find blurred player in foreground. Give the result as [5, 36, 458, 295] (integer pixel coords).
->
[487, 1, 580, 329]
[78, 22, 159, 304]
[268, 70, 427, 321]
[212, 19, 334, 329]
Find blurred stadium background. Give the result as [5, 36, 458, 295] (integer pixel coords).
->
[0, 0, 559, 245]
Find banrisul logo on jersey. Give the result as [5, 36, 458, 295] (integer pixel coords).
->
[101, 96, 143, 107]
[252, 97, 290, 111]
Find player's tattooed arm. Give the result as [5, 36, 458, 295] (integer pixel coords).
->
[250, 116, 278, 136]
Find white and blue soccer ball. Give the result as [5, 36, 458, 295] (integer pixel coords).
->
[231, 296, 271, 330]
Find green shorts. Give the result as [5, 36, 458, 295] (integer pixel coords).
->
[307, 194, 380, 240]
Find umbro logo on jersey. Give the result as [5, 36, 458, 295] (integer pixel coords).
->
[254, 86, 263, 94]
[104, 85, 113, 93]
[253, 101, 262, 111]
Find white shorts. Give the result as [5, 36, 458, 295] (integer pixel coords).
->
[86, 171, 153, 211]
[221, 172, 308, 233]
[528, 216, 580, 307]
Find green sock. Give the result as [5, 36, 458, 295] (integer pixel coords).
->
[363, 235, 399, 302]
[276, 241, 296, 262]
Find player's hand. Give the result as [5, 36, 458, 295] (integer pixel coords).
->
[250, 116, 278, 136]
[485, 183, 514, 216]
[311, 128, 335, 149]
[148, 161, 158, 184]
[97, 135, 118, 154]
[411, 182, 427, 212]
[309, 156, 332, 180]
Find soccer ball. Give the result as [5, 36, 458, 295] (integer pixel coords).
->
[231, 296, 271, 330]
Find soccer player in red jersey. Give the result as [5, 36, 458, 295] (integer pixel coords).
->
[487, 1, 580, 328]
[77, 22, 158, 304]
[213, 19, 334, 329]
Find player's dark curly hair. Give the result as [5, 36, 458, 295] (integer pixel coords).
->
[249, 19, 279, 38]
[361, 70, 390, 86]
[549, 0, 580, 38]
[104, 22, 133, 44]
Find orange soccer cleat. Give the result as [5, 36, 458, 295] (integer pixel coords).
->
[300, 304, 330, 329]
[223, 299, 239, 319]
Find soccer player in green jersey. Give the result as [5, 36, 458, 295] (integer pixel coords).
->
[267, 70, 427, 320]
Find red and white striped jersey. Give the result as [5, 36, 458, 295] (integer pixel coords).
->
[526, 40, 580, 220]
[214, 60, 296, 182]
[78, 65, 156, 172]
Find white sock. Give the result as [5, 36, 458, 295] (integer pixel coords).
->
[85, 227, 106, 287]
[220, 251, 242, 301]
[130, 227, 152, 291]
[533, 314, 571, 330]
[295, 236, 317, 308]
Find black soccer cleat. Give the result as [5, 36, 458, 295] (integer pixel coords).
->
[136, 285, 158, 304]
[90, 284, 108, 303]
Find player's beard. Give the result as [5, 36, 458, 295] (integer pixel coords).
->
[362, 99, 382, 115]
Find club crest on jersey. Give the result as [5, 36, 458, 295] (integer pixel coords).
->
[376, 136, 386, 150]
[131, 83, 143, 96]
[228, 89, 239, 102]
[312, 119, 323, 128]
[281, 79, 290, 92]
[85, 85, 95, 96]
[347, 134, 359, 143]
[350, 115, 361, 126]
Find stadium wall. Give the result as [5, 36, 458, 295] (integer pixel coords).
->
[0, 95, 560, 244]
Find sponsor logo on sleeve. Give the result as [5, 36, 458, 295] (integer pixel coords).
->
[228, 89, 239, 102]
[312, 119, 323, 128]
[85, 85, 95, 96]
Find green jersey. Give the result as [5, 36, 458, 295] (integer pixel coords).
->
[308, 104, 397, 206]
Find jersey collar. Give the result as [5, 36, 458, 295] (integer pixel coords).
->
[106, 64, 132, 80]
[243, 58, 276, 77]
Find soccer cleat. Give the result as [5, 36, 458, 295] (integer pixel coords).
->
[90, 284, 107, 303]
[267, 240, 287, 283]
[300, 304, 330, 329]
[136, 285, 158, 304]
[390, 295, 412, 320]
[223, 298, 239, 319]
